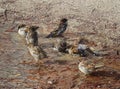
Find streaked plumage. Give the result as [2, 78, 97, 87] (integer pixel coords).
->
[26, 26, 39, 46]
[27, 44, 47, 62]
[53, 39, 69, 53]
[78, 60, 104, 75]
[67, 45, 78, 55]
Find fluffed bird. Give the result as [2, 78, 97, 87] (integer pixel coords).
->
[53, 38, 69, 53]
[27, 43, 47, 62]
[78, 59, 104, 75]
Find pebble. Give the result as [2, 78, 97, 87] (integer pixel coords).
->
[97, 85, 101, 88]
[47, 80, 53, 84]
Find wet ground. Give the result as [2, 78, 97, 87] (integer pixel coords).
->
[0, 20, 120, 89]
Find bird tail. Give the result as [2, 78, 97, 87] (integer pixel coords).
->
[95, 62, 104, 69]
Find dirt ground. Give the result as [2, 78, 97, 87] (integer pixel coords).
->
[0, 0, 120, 89]
[0, 19, 120, 89]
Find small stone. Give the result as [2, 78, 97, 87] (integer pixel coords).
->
[47, 80, 53, 84]
[14, 74, 21, 77]
[108, 81, 111, 83]
[110, 72, 113, 74]
[97, 85, 101, 88]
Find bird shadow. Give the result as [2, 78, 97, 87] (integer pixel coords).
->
[91, 70, 120, 80]
[44, 59, 68, 65]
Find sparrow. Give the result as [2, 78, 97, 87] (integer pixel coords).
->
[78, 59, 104, 75]
[27, 43, 47, 62]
